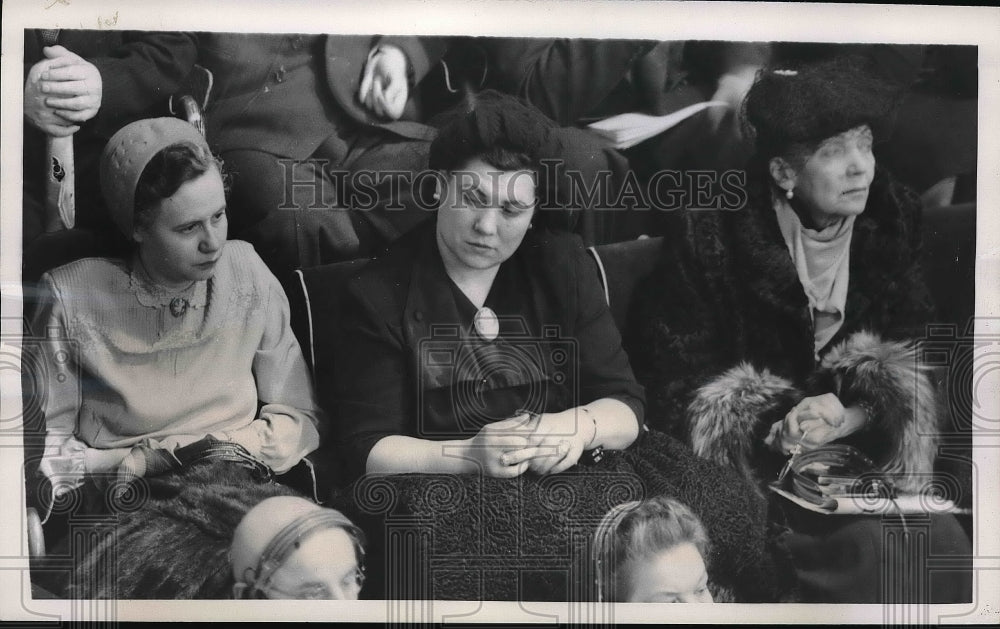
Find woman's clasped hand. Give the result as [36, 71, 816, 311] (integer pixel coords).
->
[466, 408, 597, 478]
[765, 393, 868, 455]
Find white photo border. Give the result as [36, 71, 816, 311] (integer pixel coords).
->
[2, 0, 998, 623]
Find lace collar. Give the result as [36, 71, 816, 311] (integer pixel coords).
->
[128, 256, 211, 316]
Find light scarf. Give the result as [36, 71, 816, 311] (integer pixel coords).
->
[773, 193, 855, 355]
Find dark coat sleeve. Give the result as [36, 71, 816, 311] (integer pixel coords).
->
[565, 237, 646, 424]
[380, 36, 448, 87]
[482, 38, 656, 126]
[326, 275, 414, 482]
[874, 177, 937, 341]
[624, 220, 738, 438]
[87, 31, 198, 136]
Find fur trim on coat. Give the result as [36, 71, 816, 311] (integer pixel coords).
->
[687, 332, 938, 493]
[815, 330, 939, 493]
[688, 363, 799, 489]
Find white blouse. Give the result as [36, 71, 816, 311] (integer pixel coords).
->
[30, 240, 322, 492]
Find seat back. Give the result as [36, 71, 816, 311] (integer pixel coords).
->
[586, 237, 664, 333]
[921, 201, 976, 333]
[288, 258, 369, 377]
[290, 238, 664, 376]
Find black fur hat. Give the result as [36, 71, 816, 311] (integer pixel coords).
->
[742, 56, 902, 159]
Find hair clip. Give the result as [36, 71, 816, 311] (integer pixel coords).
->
[773, 69, 799, 76]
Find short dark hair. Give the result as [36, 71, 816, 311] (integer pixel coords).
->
[593, 495, 711, 602]
[133, 141, 224, 231]
[428, 89, 552, 174]
[427, 89, 567, 227]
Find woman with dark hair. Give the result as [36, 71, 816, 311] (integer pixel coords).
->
[330, 89, 642, 481]
[30, 117, 322, 509]
[322, 90, 785, 601]
[625, 57, 970, 602]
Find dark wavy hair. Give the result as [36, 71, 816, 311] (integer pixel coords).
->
[133, 141, 226, 231]
[428, 89, 568, 228]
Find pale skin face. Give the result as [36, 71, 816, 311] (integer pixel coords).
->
[132, 165, 228, 290]
[770, 125, 876, 230]
[435, 157, 537, 282]
[262, 528, 363, 600]
[620, 542, 714, 603]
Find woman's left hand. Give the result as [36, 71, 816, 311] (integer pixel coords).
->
[521, 409, 593, 476]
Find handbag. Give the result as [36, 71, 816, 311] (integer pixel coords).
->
[771, 443, 899, 513]
[783, 444, 895, 511]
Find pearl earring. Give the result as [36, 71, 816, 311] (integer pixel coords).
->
[786, 188, 794, 200]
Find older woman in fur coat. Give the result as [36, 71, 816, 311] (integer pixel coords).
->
[625, 57, 970, 602]
[628, 57, 938, 492]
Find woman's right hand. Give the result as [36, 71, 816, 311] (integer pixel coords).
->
[465, 415, 543, 478]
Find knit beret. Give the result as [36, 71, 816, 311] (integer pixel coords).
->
[742, 56, 901, 159]
[100, 117, 210, 237]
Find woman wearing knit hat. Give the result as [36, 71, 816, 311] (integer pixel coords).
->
[626, 56, 971, 602]
[28, 117, 323, 518]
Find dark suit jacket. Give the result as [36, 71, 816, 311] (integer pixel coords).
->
[184, 33, 445, 159]
[479, 37, 658, 126]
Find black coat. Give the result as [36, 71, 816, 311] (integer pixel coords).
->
[625, 169, 938, 490]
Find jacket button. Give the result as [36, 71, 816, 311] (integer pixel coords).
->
[414, 311, 424, 322]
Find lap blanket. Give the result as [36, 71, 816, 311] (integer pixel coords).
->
[66, 461, 299, 599]
[336, 430, 793, 601]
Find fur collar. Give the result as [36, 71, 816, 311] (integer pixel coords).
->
[677, 168, 915, 367]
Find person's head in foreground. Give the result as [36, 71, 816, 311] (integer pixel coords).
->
[428, 89, 556, 279]
[593, 495, 713, 603]
[743, 56, 899, 230]
[230, 496, 366, 600]
[102, 116, 228, 290]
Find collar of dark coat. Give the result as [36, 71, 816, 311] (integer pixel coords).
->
[398, 223, 576, 389]
[690, 168, 910, 357]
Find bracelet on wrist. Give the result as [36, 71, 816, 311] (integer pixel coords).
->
[580, 406, 598, 450]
